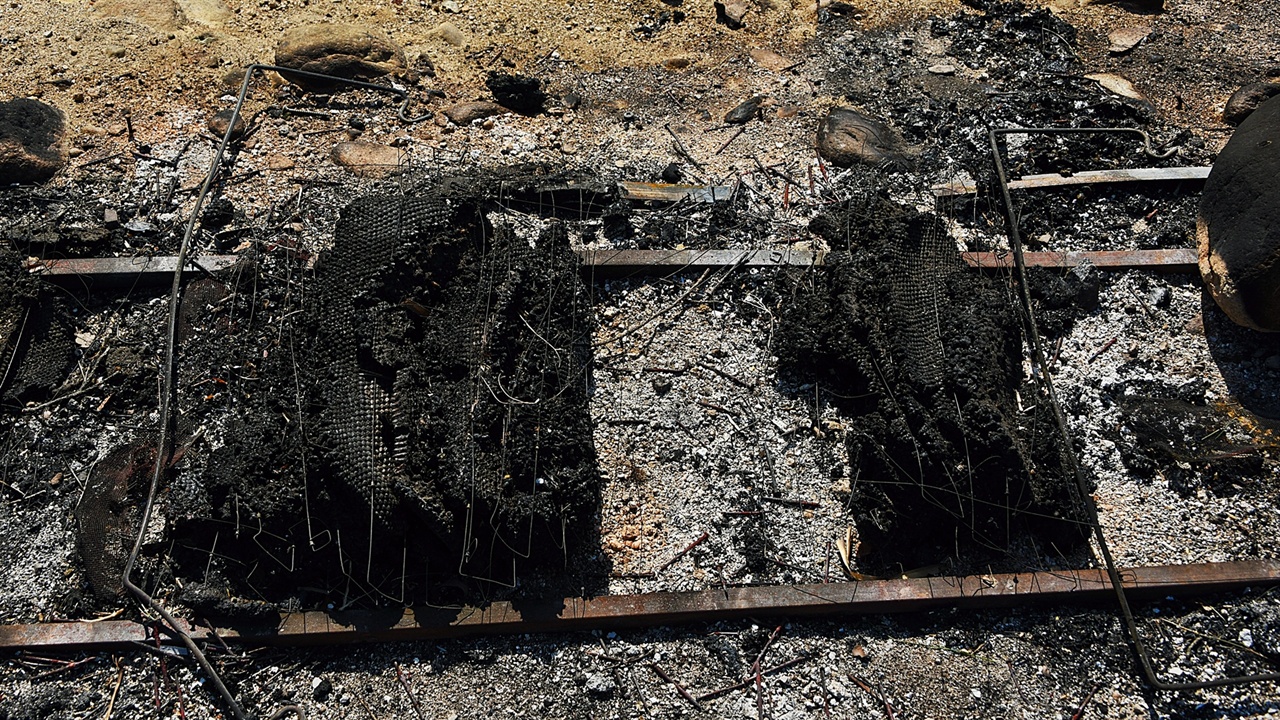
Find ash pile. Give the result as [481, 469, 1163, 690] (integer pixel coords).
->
[777, 191, 1090, 569]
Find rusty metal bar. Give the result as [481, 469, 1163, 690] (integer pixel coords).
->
[619, 181, 733, 203]
[25, 256, 242, 287]
[578, 247, 823, 276]
[2, 560, 1276, 651]
[23, 248, 1198, 285]
[961, 248, 1198, 272]
[933, 166, 1212, 198]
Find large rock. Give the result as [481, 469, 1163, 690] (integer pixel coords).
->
[275, 24, 408, 89]
[1198, 94, 1280, 332]
[0, 98, 66, 184]
[1223, 82, 1280, 125]
[815, 107, 910, 169]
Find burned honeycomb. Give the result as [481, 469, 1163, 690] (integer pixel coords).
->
[300, 192, 599, 586]
[778, 197, 1089, 567]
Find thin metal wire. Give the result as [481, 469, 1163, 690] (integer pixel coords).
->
[989, 126, 1280, 691]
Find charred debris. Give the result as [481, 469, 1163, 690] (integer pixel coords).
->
[0, 0, 1272, 630]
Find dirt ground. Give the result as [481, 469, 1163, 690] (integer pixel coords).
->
[3, 0, 1280, 718]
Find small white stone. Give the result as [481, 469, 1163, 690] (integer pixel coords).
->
[1239, 629, 1254, 648]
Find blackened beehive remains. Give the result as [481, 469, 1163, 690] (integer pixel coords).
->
[778, 197, 1089, 567]
[303, 193, 599, 587]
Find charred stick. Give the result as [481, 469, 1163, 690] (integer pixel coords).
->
[1070, 682, 1102, 720]
[723, 510, 766, 517]
[753, 624, 783, 668]
[716, 126, 747, 155]
[769, 555, 814, 577]
[395, 663, 426, 720]
[848, 674, 895, 720]
[1049, 335, 1064, 369]
[752, 155, 776, 187]
[698, 362, 752, 388]
[763, 496, 820, 509]
[755, 661, 765, 718]
[649, 662, 703, 711]
[1087, 337, 1118, 363]
[1127, 286, 1156, 317]
[696, 398, 740, 416]
[32, 655, 97, 678]
[283, 106, 333, 119]
[78, 152, 123, 169]
[657, 531, 709, 572]
[664, 124, 704, 171]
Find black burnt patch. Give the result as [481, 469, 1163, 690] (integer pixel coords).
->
[776, 197, 1089, 569]
[165, 186, 601, 606]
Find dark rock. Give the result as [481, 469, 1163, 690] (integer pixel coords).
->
[442, 101, 506, 125]
[660, 162, 682, 183]
[311, 677, 333, 702]
[1198, 94, 1280, 332]
[815, 107, 910, 169]
[485, 72, 547, 115]
[1223, 83, 1280, 125]
[0, 98, 66, 184]
[724, 95, 766, 124]
[653, 377, 673, 395]
[274, 24, 408, 90]
[1148, 286, 1172, 309]
[207, 108, 246, 140]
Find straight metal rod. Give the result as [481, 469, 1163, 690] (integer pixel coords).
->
[30, 248, 1194, 286]
[2, 560, 1275, 651]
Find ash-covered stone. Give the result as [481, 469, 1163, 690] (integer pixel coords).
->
[0, 98, 66, 185]
[1199, 94, 1280, 332]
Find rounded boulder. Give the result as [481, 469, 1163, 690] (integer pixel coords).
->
[816, 107, 910, 170]
[0, 98, 66, 185]
[1198, 94, 1280, 332]
[275, 24, 408, 89]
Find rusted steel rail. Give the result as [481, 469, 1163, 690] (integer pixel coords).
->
[25, 255, 243, 287]
[961, 248, 1198, 272]
[619, 181, 734, 203]
[579, 247, 823, 275]
[2, 560, 1276, 651]
[25, 246, 1197, 286]
[932, 166, 1212, 198]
